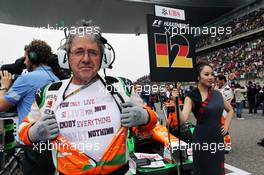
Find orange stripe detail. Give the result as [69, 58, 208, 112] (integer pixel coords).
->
[137, 106, 158, 132]
[100, 127, 127, 161]
[19, 121, 34, 145]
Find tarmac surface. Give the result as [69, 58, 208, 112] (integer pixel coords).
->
[155, 103, 264, 175]
[224, 112, 264, 175]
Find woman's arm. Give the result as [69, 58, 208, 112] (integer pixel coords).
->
[172, 89, 192, 124]
[179, 97, 193, 124]
[221, 99, 234, 135]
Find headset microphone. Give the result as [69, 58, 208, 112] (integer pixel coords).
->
[99, 36, 107, 45]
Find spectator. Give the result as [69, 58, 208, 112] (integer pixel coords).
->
[234, 83, 247, 119]
[148, 93, 157, 111]
[247, 81, 256, 114]
[197, 37, 264, 81]
[254, 84, 262, 113]
[195, 9, 264, 48]
[261, 86, 264, 115]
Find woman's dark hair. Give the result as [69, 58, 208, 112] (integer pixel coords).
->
[196, 60, 213, 77]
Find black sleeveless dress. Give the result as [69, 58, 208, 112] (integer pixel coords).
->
[187, 88, 225, 175]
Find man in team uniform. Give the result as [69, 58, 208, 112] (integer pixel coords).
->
[216, 74, 234, 153]
[18, 20, 157, 175]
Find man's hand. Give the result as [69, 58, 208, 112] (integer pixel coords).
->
[28, 114, 59, 142]
[0, 70, 12, 90]
[221, 123, 229, 136]
[121, 102, 149, 127]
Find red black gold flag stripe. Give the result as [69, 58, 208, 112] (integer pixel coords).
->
[154, 33, 169, 67]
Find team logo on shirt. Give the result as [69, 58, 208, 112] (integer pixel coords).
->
[46, 99, 53, 108]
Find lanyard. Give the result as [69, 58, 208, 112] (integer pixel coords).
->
[63, 76, 99, 100]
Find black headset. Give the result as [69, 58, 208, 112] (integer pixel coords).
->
[98, 36, 115, 69]
[57, 29, 115, 71]
[28, 51, 40, 65]
[28, 49, 56, 82]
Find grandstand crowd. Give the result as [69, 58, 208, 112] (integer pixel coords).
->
[197, 36, 264, 80]
[195, 8, 264, 48]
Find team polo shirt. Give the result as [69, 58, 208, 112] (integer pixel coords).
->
[55, 80, 121, 161]
[219, 84, 234, 104]
[4, 66, 59, 124]
[219, 84, 234, 116]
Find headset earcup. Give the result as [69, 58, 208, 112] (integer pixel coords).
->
[57, 49, 70, 69]
[100, 46, 112, 69]
[28, 51, 38, 64]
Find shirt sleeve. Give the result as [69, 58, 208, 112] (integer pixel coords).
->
[18, 85, 48, 145]
[136, 105, 158, 132]
[222, 88, 234, 103]
[4, 75, 29, 105]
[186, 88, 201, 117]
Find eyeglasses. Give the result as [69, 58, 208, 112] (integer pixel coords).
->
[70, 48, 100, 59]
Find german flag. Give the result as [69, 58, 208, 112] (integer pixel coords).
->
[155, 33, 169, 67]
[170, 35, 193, 68]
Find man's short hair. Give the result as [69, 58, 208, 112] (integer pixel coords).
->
[64, 20, 105, 59]
[27, 40, 52, 65]
[217, 74, 227, 82]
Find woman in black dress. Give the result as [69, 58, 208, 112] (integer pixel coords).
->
[172, 62, 234, 175]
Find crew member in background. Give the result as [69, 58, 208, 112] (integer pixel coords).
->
[216, 74, 234, 153]
[0, 40, 59, 175]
